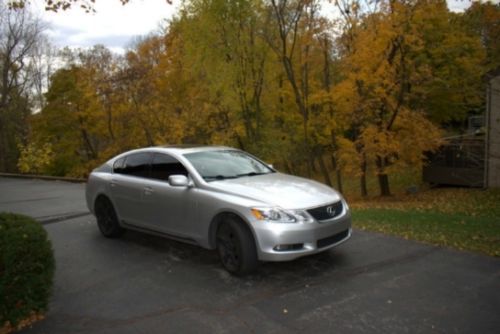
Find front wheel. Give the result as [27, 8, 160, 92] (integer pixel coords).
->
[216, 218, 258, 275]
[94, 196, 125, 238]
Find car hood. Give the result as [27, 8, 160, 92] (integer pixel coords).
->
[207, 173, 341, 209]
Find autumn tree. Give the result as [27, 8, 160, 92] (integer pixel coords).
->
[462, 1, 500, 71]
[17, 0, 493, 198]
[172, 0, 284, 157]
[408, 0, 486, 124]
[117, 34, 194, 148]
[333, 0, 484, 196]
[0, 3, 46, 172]
[264, 0, 314, 175]
[25, 46, 122, 176]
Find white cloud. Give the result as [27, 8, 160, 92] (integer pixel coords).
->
[32, 0, 180, 53]
[30, 0, 484, 54]
[447, 0, 471, 12]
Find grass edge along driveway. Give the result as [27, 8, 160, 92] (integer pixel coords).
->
[349, 188, 500, 257]
[352, 208, 499, 257]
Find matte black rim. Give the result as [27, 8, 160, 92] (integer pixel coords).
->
[96, 200, 115, 235]
[217, 226, 240, 272]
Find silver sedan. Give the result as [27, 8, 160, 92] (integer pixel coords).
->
[86, 146, 352, 274]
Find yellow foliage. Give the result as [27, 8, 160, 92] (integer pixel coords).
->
[393, 109, 443, 168]
[19, 0, 488, 198]
[359, 125, 401, 163]
[17, 142, 54, 174]
[336, 136, 361, 177]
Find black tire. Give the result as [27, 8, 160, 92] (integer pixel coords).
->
[216, 217, 258, 275]
[94, 196, 125, 238]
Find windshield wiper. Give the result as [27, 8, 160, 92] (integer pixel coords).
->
[204, 175, 238, 181]
[236, 172, 269, 178]
[205, 171, 271, 181]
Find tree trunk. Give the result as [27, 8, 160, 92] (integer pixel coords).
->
[336, 169, 343, 194]
[310, 155, 317, 174]
[376, 156, 391, 196]
[144, 127, 154, 146]
[330, 131, 343, 193]
[330, 150, 344, 193]
[360, 176, 368, 197]
[318, 152, 332, 187]
[79, 127, 97, 161]
[282, 159, 292, 174]
[291, 160, 300, 175]
[105, 103, 115, 141]
[303, 116, 312, 177]
[378, 173, 391, 197]
[360, 153, 368, 197]
[0, 117, 7, 172]
[234, 133, 245, 150]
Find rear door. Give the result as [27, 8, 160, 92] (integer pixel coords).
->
[110, 152, 152, 227]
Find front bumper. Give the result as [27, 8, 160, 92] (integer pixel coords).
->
[250, 211, 352, 262]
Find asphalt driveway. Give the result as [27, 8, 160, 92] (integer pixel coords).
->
[0, 177, 499, 333]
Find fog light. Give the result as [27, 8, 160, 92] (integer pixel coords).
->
[273, 243, 304, 251]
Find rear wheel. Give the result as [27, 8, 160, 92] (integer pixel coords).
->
[216, 217, 258, 275]
[94, 196, 124, 238]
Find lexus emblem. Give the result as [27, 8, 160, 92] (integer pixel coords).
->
[326, 206, 336, 216]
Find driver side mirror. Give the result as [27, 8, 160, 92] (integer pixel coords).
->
[168, 174, 191, 187]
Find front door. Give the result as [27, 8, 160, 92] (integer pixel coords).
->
[142, 153, 195, 237]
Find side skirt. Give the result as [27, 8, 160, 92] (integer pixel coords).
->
[121, 221, 199, 246]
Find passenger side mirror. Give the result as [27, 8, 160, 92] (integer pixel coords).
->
[168, 174, 190, 187]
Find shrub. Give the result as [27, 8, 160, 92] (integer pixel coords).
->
[0, 213, 55, 332]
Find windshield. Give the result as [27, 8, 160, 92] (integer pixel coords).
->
[184, 150, 274, 181]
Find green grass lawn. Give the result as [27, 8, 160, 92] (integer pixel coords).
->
[309, 165, 499, 256]
[350, 188, 500, 257]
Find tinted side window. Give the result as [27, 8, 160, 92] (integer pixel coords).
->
[113, 157, 126, 174]
[151, 153, 188, 181]
[122, 153, 151, 178]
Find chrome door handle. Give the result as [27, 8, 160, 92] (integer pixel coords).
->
[143, 186, 154, 195]
[110, 180, 117, 187]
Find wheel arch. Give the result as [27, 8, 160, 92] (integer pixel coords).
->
[93, 193, 121, 222]
[93, 192, 109, 208]
[93, 192, 125, 238]
[94, 193, 111, 206]
[207, 211, 256, 249]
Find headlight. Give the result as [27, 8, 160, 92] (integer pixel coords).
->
[341, 197, 350, 211]
[250, 207, 313, 223]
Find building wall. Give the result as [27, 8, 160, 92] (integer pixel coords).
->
[487, 75, 500, 188]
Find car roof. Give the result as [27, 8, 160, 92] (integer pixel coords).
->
[109, 145, 238, 163]
[155, 145, 236, 155]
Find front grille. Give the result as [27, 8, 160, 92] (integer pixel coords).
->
[307, 201, 343, 221]
[317, 229, 349, 249]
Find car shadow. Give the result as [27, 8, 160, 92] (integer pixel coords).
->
[106, 228, 350, 283]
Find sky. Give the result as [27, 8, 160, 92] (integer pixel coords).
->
[32, 0, 485, 55]
[32, 0, 181, 54]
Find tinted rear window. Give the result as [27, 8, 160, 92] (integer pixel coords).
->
[113, 157, 126, 174]
[121, 152, 151, 178]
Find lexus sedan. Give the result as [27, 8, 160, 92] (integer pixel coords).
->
[86, 145, 352, 274]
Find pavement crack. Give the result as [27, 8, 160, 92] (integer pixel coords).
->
[37, 211, 91, 225]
